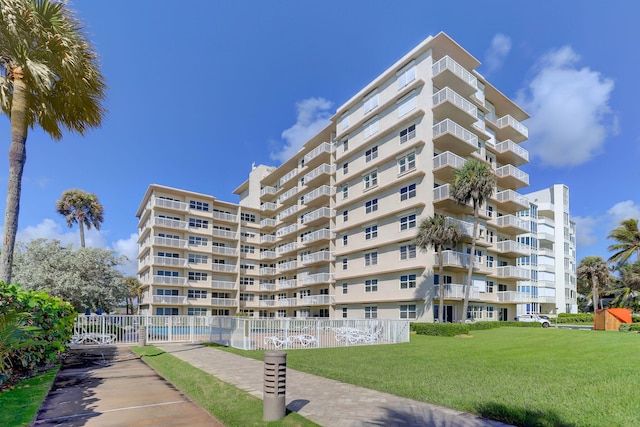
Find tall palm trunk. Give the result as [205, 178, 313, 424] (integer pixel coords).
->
[438, 247, 445, 323]
[592, 276, 599, 312]
[79, 221, 86, 248]
[0, 73, 28, 284]
[461, 203, 479, 322]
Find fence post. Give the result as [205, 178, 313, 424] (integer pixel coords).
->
[263, 351, 287, 421]
[138, 325, 147, 346]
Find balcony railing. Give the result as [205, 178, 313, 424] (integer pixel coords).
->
[301, 185, 335, 205]
[302, 228, 334, 244]
[260, 186, 277, 197]
[434, 284, 480, 300]
[152, 197, 188, 211]
[212, 211, 237, 222]
[433, 151, 467, 170]
[495, 140, 529, 163]
[496, 240, 530, 255]
[299, 295, 334, 306]
[276, 223, 297, 237]
[211, 298, 236, 307]
[211, 229, 237, 239]
[301, 250, 334, 264]
[301, 207, 335, 224]
[302, 272, 335, 285]
[259, 267, 277, 275]
[260, 250, 277, 260]
[302, 163, 335, 184]
[303, 142, 334, 164]
[432, 87, 477, 120]
[153, 236, 188, 248]
[211, 246, 237, 256]
[495, 164, 529, 187]
[497, 291, 531, 303]
[278, 187, 298, 204]
[495, 190, 529, 209]
[153, 275, 187, 286]
[496, 266, 530, 279]
[491, 114, 529, 139]
[211, 264, 237, 273]
[152, 295, 188, 305]
[261, 202, 278, 212]
[279, 168, 298, 186]
[211, 280, 236, 290]
[260, 234, 276, 244]
[259, 283, 277, 291]
[260, 218, 277, 228]
[277, 242, 298, 254]
[277, 279, 297, 289]
[493, 214, 529, 232]
[276, 205, 298, 221]
[278, 261, 298, 272]
[432, 56, 478, 91]
[438, 250, 482, 269]
[278, 298, 298, 307]
[153, 217, 188, 229]
[153, 256, 187, 267]
[432, 119, 478, 154]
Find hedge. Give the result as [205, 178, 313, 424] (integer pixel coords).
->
[412, 320, 546, 337]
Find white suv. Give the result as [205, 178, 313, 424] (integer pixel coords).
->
[516, 314, 551, 328]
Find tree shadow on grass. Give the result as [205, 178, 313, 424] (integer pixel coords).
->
[475, 402, 576, 427]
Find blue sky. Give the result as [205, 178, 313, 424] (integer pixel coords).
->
[0, 1, 638, 276]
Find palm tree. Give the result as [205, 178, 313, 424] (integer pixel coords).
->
[607, 218, 640, 266]
[0, 0, 106, 284]
[413, 214, 462, 323]
[577, 256, 609, 312]
[56, 189, 104, 248]
[450, 159, 495, 322]
[609, 261, 640, 311]
[123, 277, 143, 315]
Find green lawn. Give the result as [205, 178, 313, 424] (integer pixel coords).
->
[214, 328, 640, 427]
[0, 367, 59, 427]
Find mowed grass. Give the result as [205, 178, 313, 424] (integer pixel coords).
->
[0, 367, 59, 427]
[215, 328, 640, 427]
[132, 346, 318, 427]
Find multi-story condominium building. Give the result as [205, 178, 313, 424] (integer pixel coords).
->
[519, 185, 578, 315]
[136, 32, 554, 322]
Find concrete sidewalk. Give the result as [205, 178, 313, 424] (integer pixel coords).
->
[156, 343, 512, 427]
[34, 346, 223, 426]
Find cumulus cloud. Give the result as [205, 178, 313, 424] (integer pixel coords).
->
[484, 34, 512, 73]
[572, 215, 599, 247]
[112, 233, 139, 277]
[606, 200, 640, 226]
[270, 97, 333, 163]
[518, 46, 615, 167]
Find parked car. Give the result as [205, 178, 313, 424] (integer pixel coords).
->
[515, 314, 551, 328]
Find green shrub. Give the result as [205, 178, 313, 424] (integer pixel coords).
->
[467, 321, 502, 331]
[557, 313, 594, 324]
[632, 315, 640, 324]
[619, 323, 640, 332]
[413, 323, 470, 337]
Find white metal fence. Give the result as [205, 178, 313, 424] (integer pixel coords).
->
[71, 315, 411, 350]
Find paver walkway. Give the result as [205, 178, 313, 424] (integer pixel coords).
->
[157, 343, 512, 427]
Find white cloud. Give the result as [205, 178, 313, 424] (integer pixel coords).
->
[606, 200, 640, 226]
[484, 34, 511, 73]
[270, 97, 333, 163]
[112, 233, 139, 277]
[573, 215, 599, 247]
[518, 46, 615, 167]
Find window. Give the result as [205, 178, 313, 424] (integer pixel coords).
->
[343, 235, 348, 246]
[342, 307, 348, 318]
[189, 200, 209, 211]
[365, 146, 378, 162]
[400, 274, 417, 289]
[156, 308, 179, 316]
[434, 274, 453, 284]
[397, 63, 416, 89]
[343, 162, 349, 174]
[343, 139, 349, 151]
[400, 304, 417, 319]
[240, 213, 256, 223]
[365, 306, 378, 319]
[240, 277, 255, 286]
[364, 171, 378, 190]
[339, 114, 350, 131]
[343, 210, 348, 222]
[188, 307, 207, 316]
[157, 251, 178, 258]
[158, 233, 180, 239]
[342, 185, 349, 200]
[400, 124, 416, 143]
[365, 199, 378, 214]
[342, 283, 348, 294]
[240, 245, 255, 254]
[188, 271, 208, 281]
[157, 270, 178, 277]
[397, 92, 417, 117]
[187, 289, 207, 299]
[365, 279, 378, 292]
[400, 214, 416, 231]
[364, 92, 379, 113]
[212, 309, 231, 316]
[398, 152, 416, 174]
[400, 184, 416, 201]
[365, 225, 378, 240]
[189, 218, 209, 229]
[188, 254, 208, 264]
[365, 251, 378, 266]
[240, 293, 255, 301]
[363, 118, 379, 138]
[400, 244, 416, 260]
[342, 258, 348, 270]
[189, 236, 208, 246]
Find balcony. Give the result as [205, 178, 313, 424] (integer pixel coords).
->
[434, 284, 480, 300]
[486, 114, 528, 143]
[433, 151, 466, 182]
[259, 283, 277, 291]
[432, 119, 479, 156]
[211, 228, 237, 240]
[260, 234, 276, 244]
[277, 242, 298, 255]
[276, 223, 297, 238]
[152, 197, 188, 211]
[489, 214, 529, 235]
[211, 264, 237, 273]
[278, 186, 298, 205]
[493, 140, 529, 166]
[496, 240, 530, 257]
[496, 266, 530, 280]
[211, 280, 236, 290]
[212, 211, 237, 222]
[437, 250, 482, 271]
[278, 261, 298, 272]
[279, 168, 299, 187]
[153, 256, 188, 267]
[276, 205, 298, 221]
[301, 250, 334, 265]
[495, 165, 529, 189]
[301, 185, 335, 207]
[302, 272, 335, 285]
[432, 56, 478, 97]
[302, 228, 334, 245]
[446, 217, 489, 246]
[301, 207, 335, 226]
[299, 295, 334, 306]
[211, 298, 236, 307]
[277, 279, 297, 290]
[260, 250, 277, 260]
[152, 295, 188, 305]
[433, 184, 470, 214]
[261, 202, 277, 213]
[497, 291, 531, 303]
[260, 186, 277, 197]
[153, 236, 188, 249]
[153, 217, 188, 230]
[259, 267, 277, 276]
[303, 142, 334, 169]
[302, 163, 335, 186]
[432, 87, 478, 126]
[153, 275, 187, 286]
[278, 298, 298, 307]
[494, 190, 529, 213]
[260, 218, 277, 229]
[259, 300, 276, 308]
[211, 246, 237, 256]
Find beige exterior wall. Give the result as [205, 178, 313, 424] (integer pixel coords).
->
[136, 32, 539, 322]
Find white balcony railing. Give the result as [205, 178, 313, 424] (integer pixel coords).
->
[211, 229, 237, 239]
[497, 291, 531, 303]
[153, 275, 187, 286]
[276, 205, 298, 221]
[260, 218, 277, 228]
[301, 250, 334, 264]
[278, 261, 298, 272]
[276, 223, 297, 237]
[495, 190, 529, 208]
[495, 140, 529, 162]
[259, 267, 277, 275]
[433, 119, 479, 147]
[211, 280, 236, 290]
[302, 228, 334, 244]
[211, 264, 237, 273]
[211, 298, 236, 307]
[438, 250, 482, 268]
[260, 186, 277, 197]
[260, 234, 276, 244]
[277, 242, 298, 254]
[152, 295, 188, 305]
[212, 211, 237, 222]
[278, 187, 298, 204]
[277, 279, 297, 290]
[300, 295, 334, 306]
[434, 284, 480, 300]
[432, 87, 477, 117]
[301, 207, 335, 224]
[496, 240, 530, 254]
[153, 256, 187, 267]
[432, 56, 478, 89]
[495, 164, 530, 186]
[494, 214, 529, 231]
[303, 142, 334, 164]
[433, 151, 467, 170]
[152, 197, 188, 211]
[261, 202, 278, 212]
[260, 250, 277, 260]
[302, 163, 335, 183]
[153, 236, 188, 248]
[302, 185, 335, 205]
[279, 168, 298, 186]
[153, 217, 188, 229]
[211, 246, 237, 256]
[492, 115, 529, 139]
[496, 266, 530, 279]
[302, 272, 335, 285]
